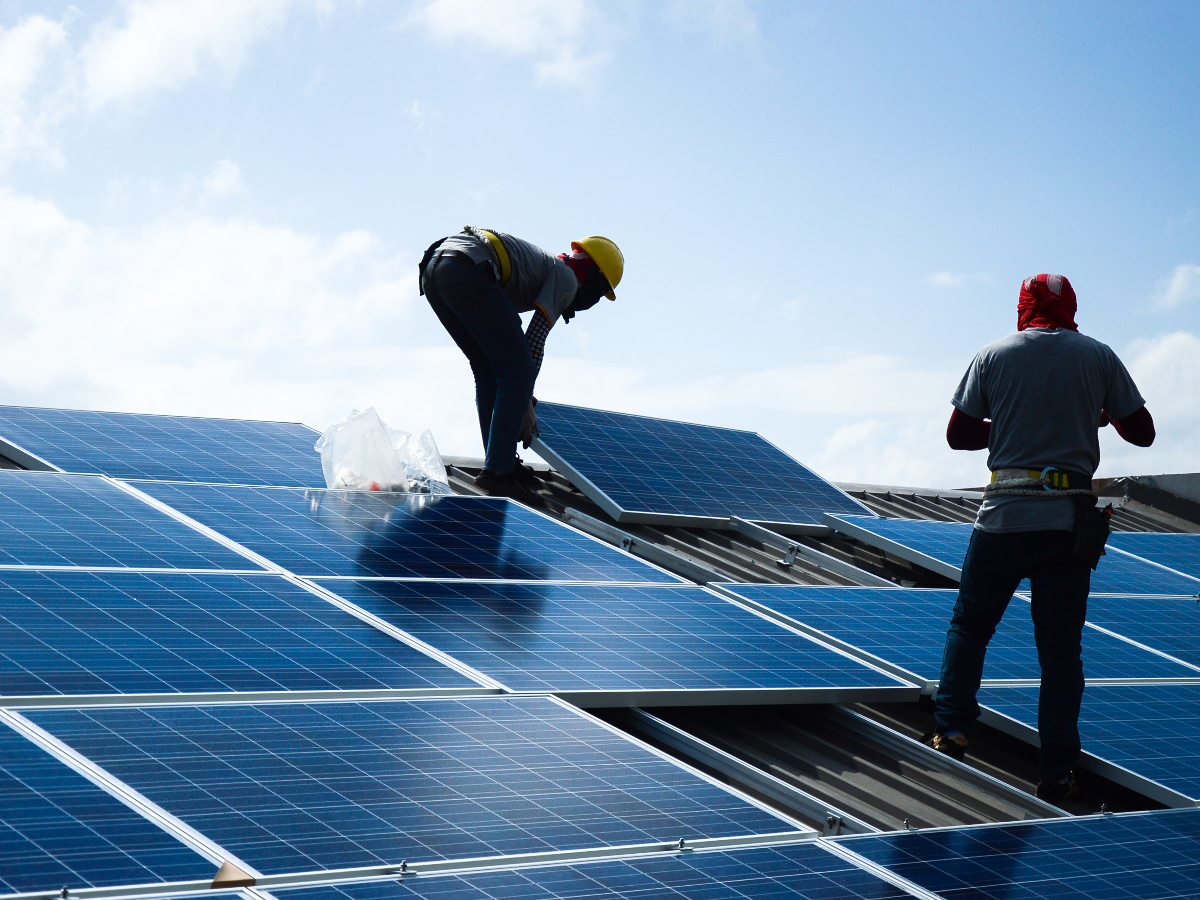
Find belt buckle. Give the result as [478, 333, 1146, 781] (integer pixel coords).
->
[1039, 466, 1061, 492]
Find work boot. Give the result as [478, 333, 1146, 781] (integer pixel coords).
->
[473, 470, 545, 508]
[1035, 771, 1080, 803]
[511, 459, 542, 489]
[924, 731, 968, 762]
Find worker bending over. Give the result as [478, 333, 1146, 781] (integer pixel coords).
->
[929, 273, 1155, 802]
[419, 228, 623, 505]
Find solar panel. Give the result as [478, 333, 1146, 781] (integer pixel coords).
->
[1109, 532, 1200, 581]
[1085, 594, 1200, 669]
[0, 722, 214, 894]
[27, 697, 797, 876]
[0, 404, 325, 487]
[978, 684, 1200, 802]
[722, 584, 1198, 682]
[0, 471, 257, 571]
[840, 808, 1200, 900]
[311, 580, 910, 695]
[274, 840, 909, 900]
[0, 570, 475, 697]
[137, 482, 677, 582]
[531, 402, 871, 528]
[827, 515, 1200, 596]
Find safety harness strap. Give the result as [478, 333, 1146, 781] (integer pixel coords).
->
[480, 229, 512, 286]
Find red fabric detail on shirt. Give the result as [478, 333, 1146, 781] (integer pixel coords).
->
[1018, 273, 1078, 332]
[946, 407, 991, 450]
[1111, 405, 1155, 447]
[558, 251, 596, 285]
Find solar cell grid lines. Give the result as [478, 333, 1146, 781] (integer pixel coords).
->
[532, 402, 871, 527]
[0, 404, 326, 487]
[1085, 594, 1200, 669]
[311, 580, 910, 695]
[828, 514, 1200, 596]
[0, 570, 474, 697]
[979, 684, 1200, 803]
[26, 697, 797, 875]
[134, 481, 675, 582]
[721, 584, 1198, 682]
[839, 808, 1200, 900]
[0, 723, 214, 894]
[0, 471, 256, 570]
[275, 841, 910, 900]
[1109, 532, 1200, 581]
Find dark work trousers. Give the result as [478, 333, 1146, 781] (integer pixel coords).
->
[423, 254, 533, 475]
[934, 528, 1090, 782]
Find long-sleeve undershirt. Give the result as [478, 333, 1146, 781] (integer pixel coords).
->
[945, 405, 1155, 452]
[525, 310, 551, 383]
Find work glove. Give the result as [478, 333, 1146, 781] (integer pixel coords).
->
[1099, 409, 1110, 427]
[519, 402, 540, 448]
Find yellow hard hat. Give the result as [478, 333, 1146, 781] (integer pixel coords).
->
[571, 236, 623, 299]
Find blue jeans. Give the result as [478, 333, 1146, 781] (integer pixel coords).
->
[423, 255, 533, 475]
[934, 528, 1091, 782]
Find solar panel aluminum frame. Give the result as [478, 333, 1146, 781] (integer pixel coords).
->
[531, 435, 867, 535]
[821, 513, 963, 582]
[975, 701, 1199, 809]
[0, 434, 58, 472]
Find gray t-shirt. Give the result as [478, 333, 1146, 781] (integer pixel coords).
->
[953, 328, 1144, 533]
[437, 229, 578, 325]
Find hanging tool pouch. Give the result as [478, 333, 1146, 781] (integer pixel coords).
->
[1071, 495, 1112, 569]
[417, 237, 447, 296]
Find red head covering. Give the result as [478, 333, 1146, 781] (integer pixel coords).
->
[1018, 273, 1078, 331]
[558, 249, 596, 285]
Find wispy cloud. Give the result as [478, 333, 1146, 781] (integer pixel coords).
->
[408, 0, 607, 88]
[1154, 263, 1200, 310]
[927, 271, 968, 289]
[663, 0, 760, 49]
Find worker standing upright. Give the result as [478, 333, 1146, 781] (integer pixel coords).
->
[928, 273, 1155, 802]
[419, 227, 623, 506]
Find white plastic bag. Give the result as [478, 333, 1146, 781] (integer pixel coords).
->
[315, 408, 451, 493]
[314, 408, 410, 491]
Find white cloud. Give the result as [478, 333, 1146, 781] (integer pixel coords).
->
[1154, 263, 1200, 310]
[0, 185, 486, 454]
[81, 0, 334, 109]
[927, 271, 967, 289]
[409, 0, 606, 87]
[0, 15, 71, 169]
[202, 159, 243, 198]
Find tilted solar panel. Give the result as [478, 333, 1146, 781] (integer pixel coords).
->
[722, 584, 1198, 683]
[827, 514, 1200, 596]
[531, 402, 872, 528]
[0, 471, 257, 570]
[0, 570, 474, 697]
[0, 722, 214, 894]
[979, 684, 1200, 803]
[137, 482, 677, 581]
[274, 841, 909, 900]
[312, 580, 911, 696]
[840, 808, 1200, 900]
[0, 404, 325, 487]
[1085, 594, 1200, 669]
[27, 697, 798, 876]
[1109, 532, 1200, 581]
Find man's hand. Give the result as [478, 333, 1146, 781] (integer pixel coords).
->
[519, 402, 540, 448]
[1099, 409, 1111, 427]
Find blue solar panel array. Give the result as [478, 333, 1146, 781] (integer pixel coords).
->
[275, 841, 909, 900]
[1085, 594, 1200, 669]
[979, 684, 1200, 801]
[311, 580, 907, 693]
[1109, 532, 1200, 581]
[0, 404, 326, 487]
[829, 514, 1200, 596]
[533, 402, 871, 526]
[0, 570, 474, 696]
[26, 697, 794, 875]
[0, 471, 256, 570]
[136, 482, 676, 581]
[0, 723, 214, 894]
[722, 584, 1197, 682]
[841, 808, 1200, 900]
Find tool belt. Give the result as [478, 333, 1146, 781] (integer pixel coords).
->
[985, 466, 1112, 569]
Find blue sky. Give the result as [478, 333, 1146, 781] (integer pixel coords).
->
[0, 1, 1196, 486]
